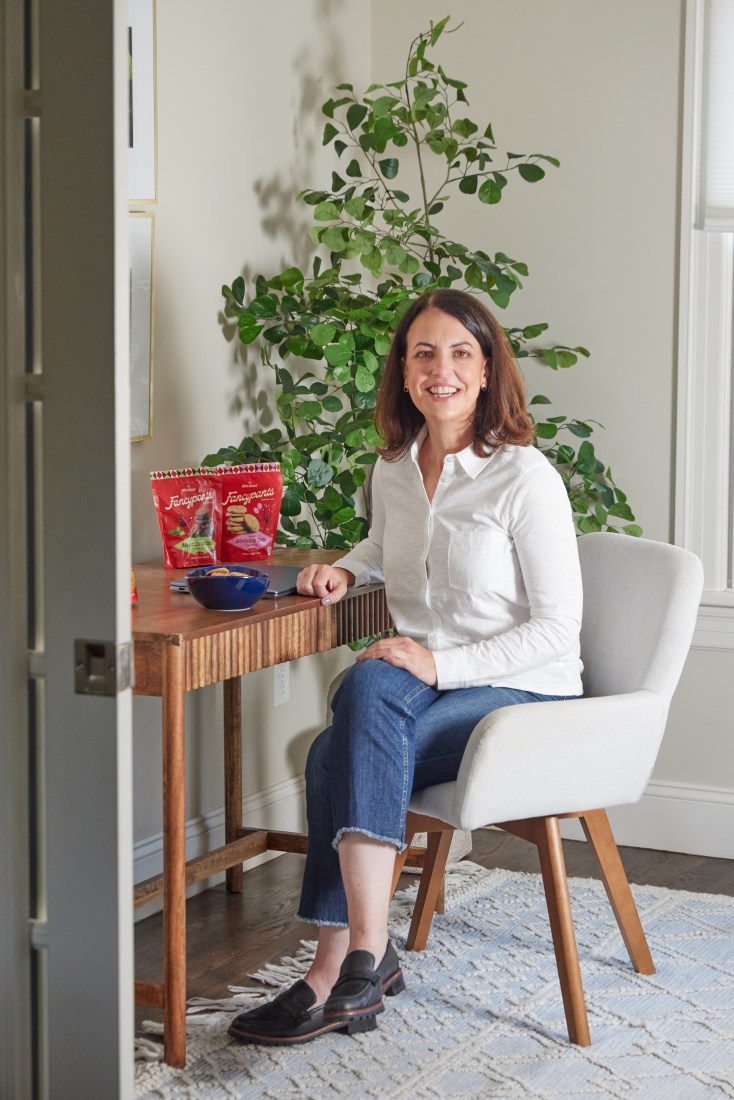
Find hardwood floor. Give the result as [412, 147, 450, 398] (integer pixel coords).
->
[134, 828, 734, 1033]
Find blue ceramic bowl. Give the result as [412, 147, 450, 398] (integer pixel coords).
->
[186, 564, 270, 612]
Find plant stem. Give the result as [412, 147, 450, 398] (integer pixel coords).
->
[404, 35, 435, 266]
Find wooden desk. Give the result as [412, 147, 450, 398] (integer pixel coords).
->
[132, 550, 390, 1066]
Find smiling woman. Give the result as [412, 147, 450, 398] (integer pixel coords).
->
[229, 288, 583, 1047]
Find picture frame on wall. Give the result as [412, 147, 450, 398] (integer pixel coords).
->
[129, 212, 155, 442]
[128, 0, 157, 203]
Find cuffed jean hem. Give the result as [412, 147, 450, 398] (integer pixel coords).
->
[332, 825, 406, 854]
[294, 913, 350, 929]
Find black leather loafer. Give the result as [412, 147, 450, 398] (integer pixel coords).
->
[228, 979, 341, 1046]
[323, 941, 405, 1033]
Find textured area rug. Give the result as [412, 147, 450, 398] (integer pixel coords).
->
[135, 863, 734, 1099]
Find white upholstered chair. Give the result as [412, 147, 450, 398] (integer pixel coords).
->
[390, 533, 703, 1046]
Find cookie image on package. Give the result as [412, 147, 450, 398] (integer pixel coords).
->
[226, 505, 259, 533]
[191, 507, 213, 537]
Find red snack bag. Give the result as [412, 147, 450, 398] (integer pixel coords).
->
[150, 468, 221, 569]
[219, 463, 282, 562]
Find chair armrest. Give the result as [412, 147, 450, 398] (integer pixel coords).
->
[437, 690, 667, 830]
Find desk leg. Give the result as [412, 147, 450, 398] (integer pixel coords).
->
[162, 642, 187, 1068]
[224, 676, 243, 893]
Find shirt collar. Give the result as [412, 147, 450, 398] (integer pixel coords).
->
[408, 425, 496, 479]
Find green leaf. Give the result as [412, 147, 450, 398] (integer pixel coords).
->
[248, 294, 277, 318]
[555, 350, 578, 369]
[623, 524, 643, 537]
[322, 227, 348, 252]
[306, 458, 334, 488]
[314, 200, 340, 221]
[323, 122, 339, 145]
[355, 364, 376, 392]
[556, 444, 575, 464]
[324, 343, 353, 367]
[280, 483, 303, 517]
[310, 323, 337, 346]
[478, 178, 502, 205]
[578, 516, 603, 534]
[523, 323, 548, 339]
[379, 158, 399, 179]
[567, 422, 592, 439]
[372, 95, 399, 118]
[535, 423, 558, 439]
[232, 276, 245, 304]
[383, 239, 407, 265]
[346, 103, 369, 130]
[365, 423, 382, 446]
[238, 323, 263, 345]
[429, 15, 451, 44]
[362, 349, 380, 373]
[576, 440, 597, 473]
[459, 174, 478, 194]
[452, 117, 479, 138]
[322, 394, 343, 413]
[529, 394, 552, 405]
[296, 400, 324, 421]
[608, 502, 635, 521]
[465, 264, 483, 289]
[518, 162, 546, 183]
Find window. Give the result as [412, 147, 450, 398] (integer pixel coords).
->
[676, 0, 734, 648]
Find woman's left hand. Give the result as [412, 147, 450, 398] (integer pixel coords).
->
[356, 635, 438, 687]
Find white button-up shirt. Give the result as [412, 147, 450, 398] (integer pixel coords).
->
[337, 430, 584, 695]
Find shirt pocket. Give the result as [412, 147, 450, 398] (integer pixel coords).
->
[447, 528, 514, 595]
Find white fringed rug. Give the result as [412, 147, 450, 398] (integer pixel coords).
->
[135, 863, 734, 1099]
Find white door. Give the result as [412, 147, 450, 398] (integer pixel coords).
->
[1, 1, 134, 1097]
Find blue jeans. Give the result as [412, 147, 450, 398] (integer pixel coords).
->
[296, 660, 569, 927]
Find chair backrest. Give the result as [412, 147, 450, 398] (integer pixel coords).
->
[578, 534, 703, 702]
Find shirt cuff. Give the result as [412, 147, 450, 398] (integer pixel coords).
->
[432, 648, 471, 691]
[333, 555, 373, 590]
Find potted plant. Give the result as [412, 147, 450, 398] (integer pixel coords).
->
[205, 16, 640, 549]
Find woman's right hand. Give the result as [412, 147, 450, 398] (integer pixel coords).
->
[296, 564, 355, 606]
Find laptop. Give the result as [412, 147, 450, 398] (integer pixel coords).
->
[256, 563, 303, 598]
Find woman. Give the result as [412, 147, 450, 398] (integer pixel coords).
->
[228, 289, 583, 1046]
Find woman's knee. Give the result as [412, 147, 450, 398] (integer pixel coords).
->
[332, 658, 413, 714]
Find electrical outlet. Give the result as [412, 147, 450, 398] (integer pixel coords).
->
[274, 662, 289, 707]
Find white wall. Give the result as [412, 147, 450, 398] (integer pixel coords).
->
[371, 0, 733, 857]
[130, 0, 369, 879]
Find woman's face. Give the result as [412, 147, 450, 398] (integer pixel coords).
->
[402, 308, 488, 438]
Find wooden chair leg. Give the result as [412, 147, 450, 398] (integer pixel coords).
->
[535, 816, 591, 1047]
[579, 809, 655, 975]
[391, 823, 417, 898]
[406, 828, 453, 951]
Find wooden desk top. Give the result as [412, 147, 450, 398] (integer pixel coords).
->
[132, 549, 342, 644]
[132, 550, 389, 696]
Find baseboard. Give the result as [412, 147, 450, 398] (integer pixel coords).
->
[133, 775, 306, 920]
[558, 779, 734, 859]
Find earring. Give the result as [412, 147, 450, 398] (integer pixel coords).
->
[403, 384, 409, 393]
[480, 380, 487, 391]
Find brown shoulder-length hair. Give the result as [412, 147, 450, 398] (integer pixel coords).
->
[375, 289, 534, 459]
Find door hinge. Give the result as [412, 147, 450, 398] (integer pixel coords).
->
[74, 639, 134, 695]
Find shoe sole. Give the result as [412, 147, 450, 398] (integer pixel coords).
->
[227, 1017, 345, 1046]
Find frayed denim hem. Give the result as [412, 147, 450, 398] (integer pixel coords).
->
[294, 912, 349, 929]
[332, 826, 406, 854]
